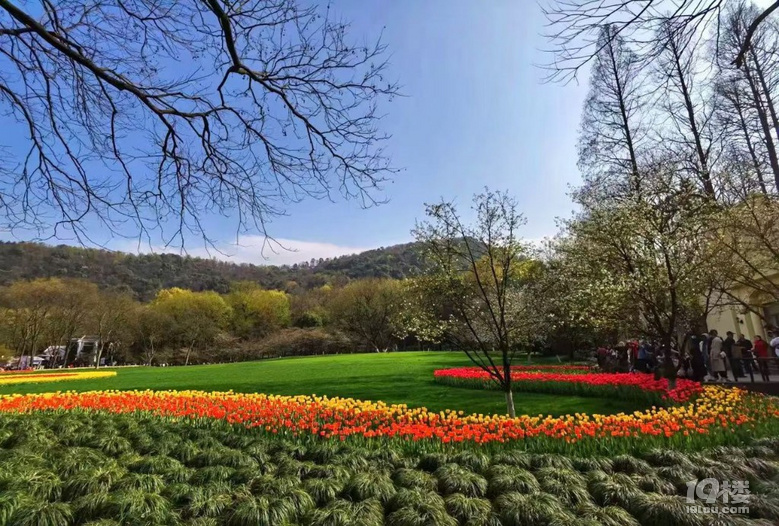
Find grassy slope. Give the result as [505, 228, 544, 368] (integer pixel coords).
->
[0, 352, 645, 416]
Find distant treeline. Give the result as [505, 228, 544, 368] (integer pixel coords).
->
[0, 277, 438, 367]
[0, 241, 426, 300]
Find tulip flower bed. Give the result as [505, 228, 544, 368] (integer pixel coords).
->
[433, 367, 703, 405]
[0, 410, 778, 526]
[0, 370, 116, 386]
[1, 385, 777, 456]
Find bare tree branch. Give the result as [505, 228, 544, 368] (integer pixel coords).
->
[734, 0, 779, 67]
[0, 0, 398, 249]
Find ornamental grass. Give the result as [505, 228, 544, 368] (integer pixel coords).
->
[0, 411, 776, 526]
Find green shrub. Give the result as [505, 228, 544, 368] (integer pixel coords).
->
[9, 502, 72, 526]
[105, 489, 173, 524]
[385, 503, 458, 526]
[227, 496, 298, 526]
[64, 466, 126, 499]
[342, 472, 396, 504]
[575, 503, 639, 526]
[434, 464, 487, 498]
[387, 488, 446, 514]
[444, 493, 493, 525]
[534, 468, 590, 506]
[113, 472, 166, 493]
[633, 493, 708, 526]
[452, 451, 489, 473]
[486, 465, 539, 498]
[307, 498, 384, 526]
[393, 469, 438, 492]
[304, 478, 344, 506]
[587, 472, 644, 510]
[493, 492, 574, 526]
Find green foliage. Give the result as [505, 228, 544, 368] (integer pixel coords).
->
[444, 493, 493, 525]
[227, 495, 298, 526]
[587, 472, 644, 509]
[9, 501, 72, 526]
[149, 287, 231, 363]
[451, 450, 489, 474]
[485, 465, 540, 498]
[107, 489, 174, 524]
[633, 493, 708, 526]
[0, 410, 776, 526]
[343, 472, 396, 504]
[575, 503, 640, 526]
[226, 284, 291, 339]
[71, 492, 111, 522]
[385, 502, 458, 526]
[63, 466, 125, 498]
[434, 464, 487, 498]
[185, 486, 234, 519]
[493, 492, 574, 526]
[307, 498, 384, 526]
[611, 455, 653, 475]
[304, 478, 344, 506]
[393, 469, 439, 492]
[114, 473, 166, 493]
[0, 491, 25, 526]
[327, 278, 407, 351]
[534, 468, 590, 506]
[0, 241, 427, 300]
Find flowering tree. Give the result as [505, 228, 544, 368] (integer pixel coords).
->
[713, 193, 779, 323]
[551, 170, 723, 384]
[412, 190, 546, 417]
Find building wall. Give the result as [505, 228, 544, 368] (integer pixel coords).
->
[706, 271, 779, 339]
[707, 304, 767, 340]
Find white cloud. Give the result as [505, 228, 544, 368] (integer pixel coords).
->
[114, 236, 373, 266]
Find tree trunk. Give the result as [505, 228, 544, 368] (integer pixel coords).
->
[184, 340, 195, 366]
[505, 390, 516, 418]
[661, 334, 678, 388]
[145, 339, 155, 366]
[605, 28, 641, 193]
[751, 50, 779, 144]
[668, 36, 714, 197]
[744, 62, 779, 191]
[734, 93, 769, 194]
[94, 342, 105, 369]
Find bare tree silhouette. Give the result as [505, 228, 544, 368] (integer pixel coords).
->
[0, 0, 398, 248]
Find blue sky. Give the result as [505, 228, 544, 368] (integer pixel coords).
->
[1, 1, 588, 265]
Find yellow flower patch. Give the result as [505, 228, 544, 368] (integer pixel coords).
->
[0, 370, 116, 386]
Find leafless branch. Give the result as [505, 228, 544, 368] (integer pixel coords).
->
[0, 0, 398, 248]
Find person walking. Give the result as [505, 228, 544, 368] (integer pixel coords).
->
[636, 340, 651, 373]
[735, 334, 753, 379]
[754, 335, 772, 382]
[596, 346, 608, 369]
[700, 333, 711, 377]
[690, 339, 707, 382]
[709, 330, 728, 381]
[724, 331, 742, 379]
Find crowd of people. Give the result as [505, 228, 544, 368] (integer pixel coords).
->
[596, 330, 779, 383]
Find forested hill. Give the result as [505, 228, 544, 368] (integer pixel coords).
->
[0, 241, 426, 300]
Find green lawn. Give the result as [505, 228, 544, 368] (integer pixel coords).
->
[0, 352, 646, 416]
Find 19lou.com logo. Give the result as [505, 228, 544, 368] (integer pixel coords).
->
[686, 478, 750, 515]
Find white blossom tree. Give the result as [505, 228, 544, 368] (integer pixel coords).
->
[551, 168, 723, 384]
